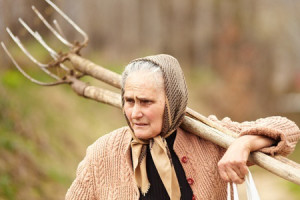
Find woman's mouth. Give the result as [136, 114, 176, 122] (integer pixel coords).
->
[133, 123, 148, 127]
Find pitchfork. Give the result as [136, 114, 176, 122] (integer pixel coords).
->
[2, 0, 300, 186]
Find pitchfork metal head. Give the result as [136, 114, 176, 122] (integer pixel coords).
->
[1, 0, 89, 86]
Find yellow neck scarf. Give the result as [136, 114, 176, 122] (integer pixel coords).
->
[130, 130, 181, 200]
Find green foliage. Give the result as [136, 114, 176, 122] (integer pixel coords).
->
[0, 136, 16, 152]
[0, 79, 79, 199]
[0, 54, 125, 199]
[0, 175, 16, 200]
[0, 70, 24, 89]
[287, 182, 300, 197]
[47, 169, 72, 185]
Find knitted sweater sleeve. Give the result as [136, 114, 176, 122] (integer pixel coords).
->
[208, 115, 300, 156]
[65, 146, 95, 200]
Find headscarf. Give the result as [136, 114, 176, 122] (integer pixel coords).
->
[121, 54, 188, 200]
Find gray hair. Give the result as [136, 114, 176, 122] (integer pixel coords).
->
[121, 60, 164, 89]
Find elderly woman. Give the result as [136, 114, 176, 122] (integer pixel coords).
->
[66, 54, 300, 200]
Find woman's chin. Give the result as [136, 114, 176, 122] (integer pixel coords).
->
[134, 131, 150, 140]
[133, 129, 161, 140]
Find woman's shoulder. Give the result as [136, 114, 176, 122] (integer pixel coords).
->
[86, 126, 132, 161]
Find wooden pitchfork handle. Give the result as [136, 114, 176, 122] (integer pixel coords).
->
[66, 53, 300, 185]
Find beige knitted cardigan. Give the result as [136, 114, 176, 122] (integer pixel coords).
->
[66, 116, 300, 200]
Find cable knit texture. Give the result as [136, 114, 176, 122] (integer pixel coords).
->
[66, 116, 300, 200]
[208, 115, 300, 156]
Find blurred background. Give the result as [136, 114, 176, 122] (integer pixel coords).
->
[0, 0, 300, 199]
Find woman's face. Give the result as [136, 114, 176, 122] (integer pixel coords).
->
[123, 71, 165, 140]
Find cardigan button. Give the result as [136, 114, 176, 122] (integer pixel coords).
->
[187, 178, 194, 185]
[192, 195, 196, 200]
[181, 156, 188, 163]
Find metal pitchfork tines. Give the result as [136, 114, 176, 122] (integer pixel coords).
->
[2, 0, 300, 186]
[2, 0, 121, 89]
[1, 0, 89, 86]
[1, 0, 122, 104]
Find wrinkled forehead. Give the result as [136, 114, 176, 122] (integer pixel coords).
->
[122, 60, 164, 89]
[125, 70, 164, 88]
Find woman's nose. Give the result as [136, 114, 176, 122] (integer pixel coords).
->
[132, 104, 143, 119]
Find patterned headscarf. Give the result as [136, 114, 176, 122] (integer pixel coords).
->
[121, 54, 188, 199]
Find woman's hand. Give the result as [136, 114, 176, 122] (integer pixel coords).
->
[218, 135, 275, 184]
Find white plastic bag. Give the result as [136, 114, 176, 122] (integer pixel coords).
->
[227, 169, 260, 200]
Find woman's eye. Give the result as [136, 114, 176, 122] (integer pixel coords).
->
[125, 99, 134, 103]
[141, 100, 151, 104]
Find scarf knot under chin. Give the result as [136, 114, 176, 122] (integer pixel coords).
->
[131, 134, 181, 200]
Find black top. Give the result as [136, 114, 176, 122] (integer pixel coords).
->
[139, 131, 193, 200]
